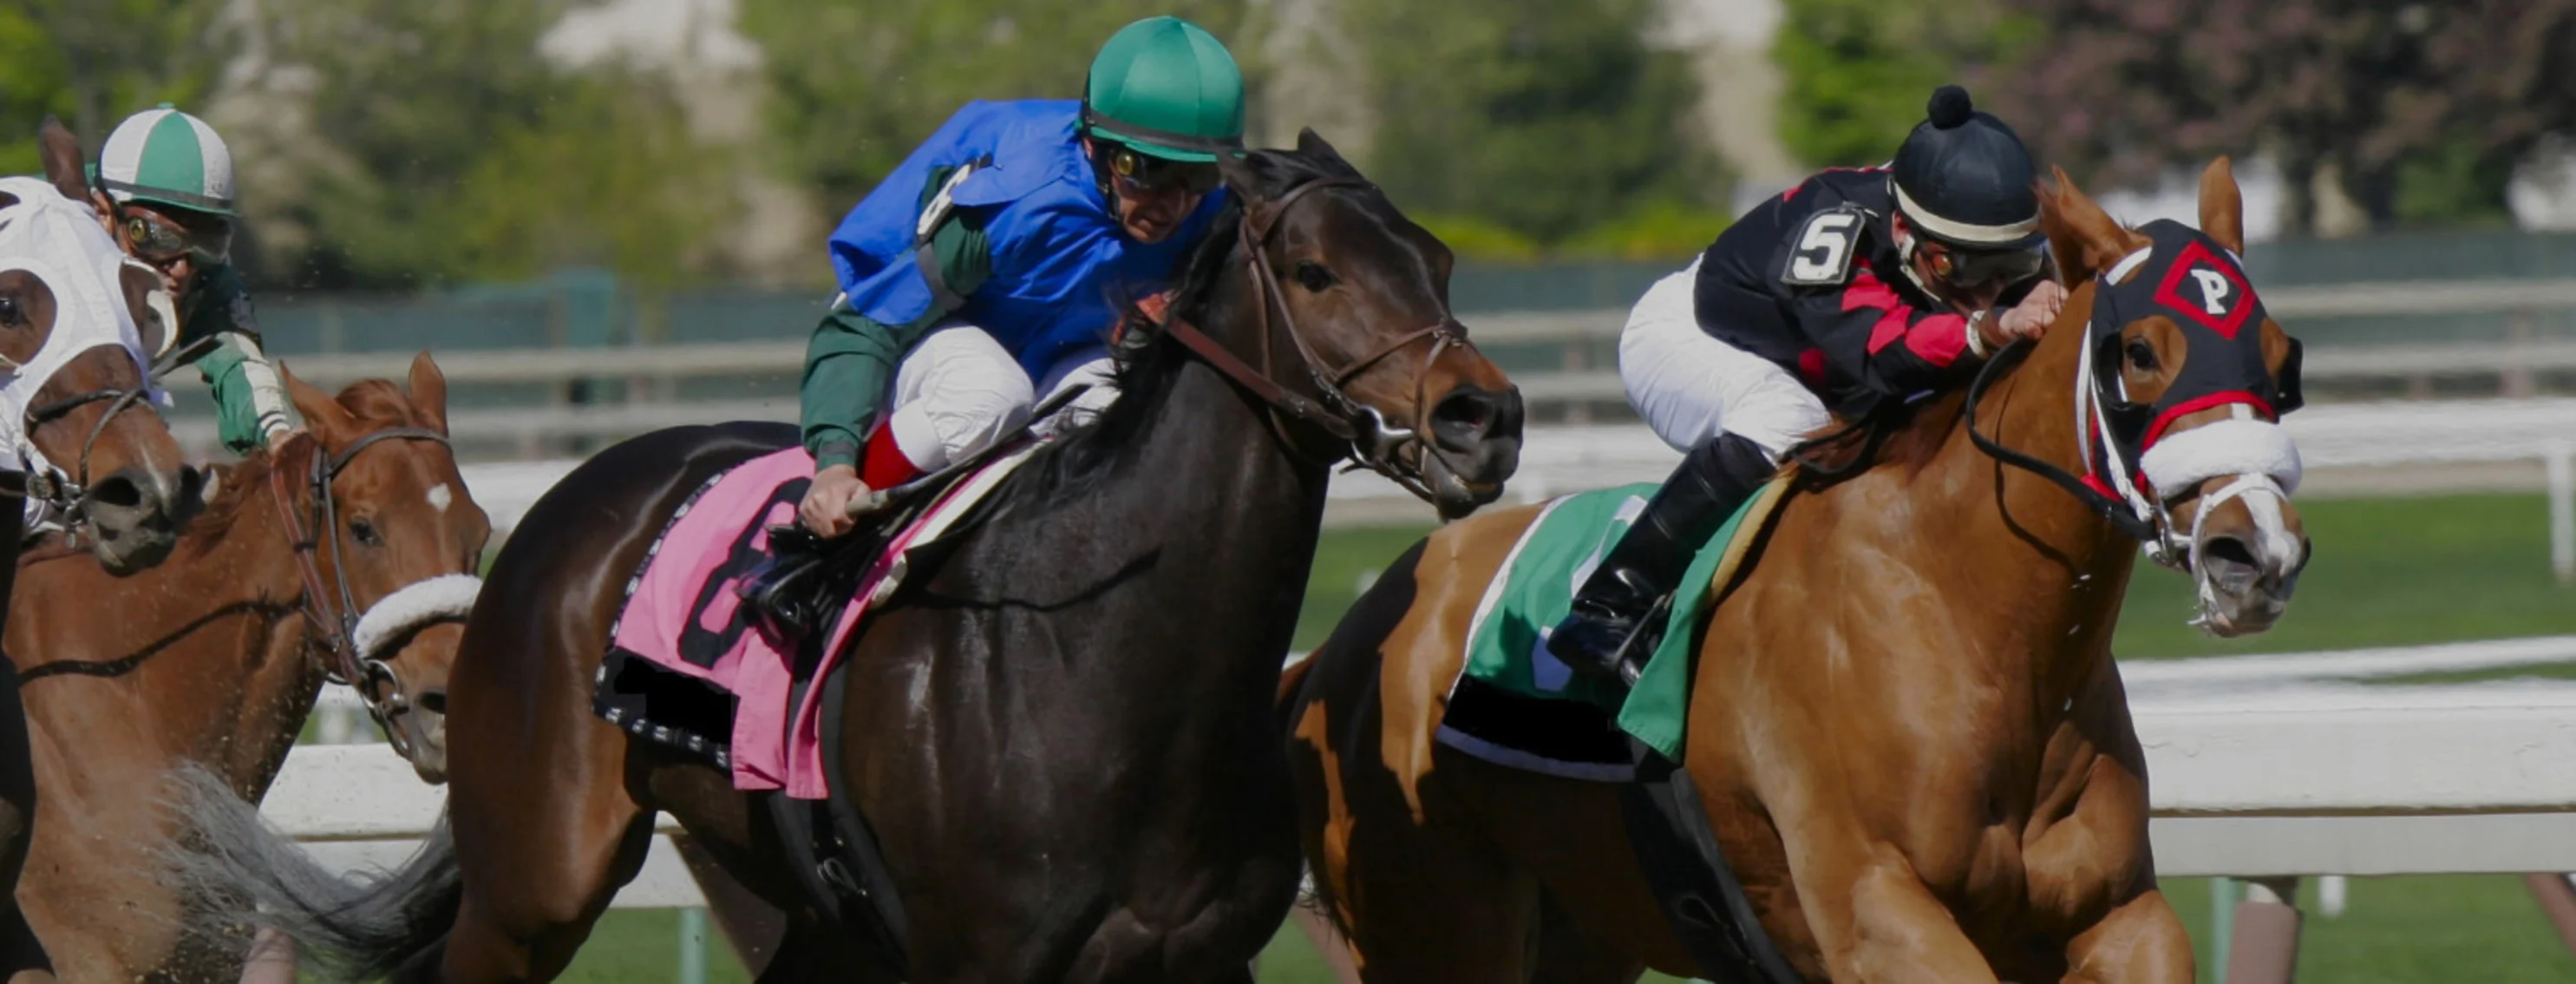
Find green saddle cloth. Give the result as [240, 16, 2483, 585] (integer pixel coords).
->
[1457, 481, 1776, 759]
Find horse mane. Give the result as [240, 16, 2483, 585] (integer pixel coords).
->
[178, 378, 440, 557]
[1004, 146, 1369, 510]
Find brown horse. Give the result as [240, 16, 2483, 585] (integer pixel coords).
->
[0, 119, 208, 983]
[178, 134, 1521, 982]
[1282, 159, 2309, 981]
[9, 356, 483, 982]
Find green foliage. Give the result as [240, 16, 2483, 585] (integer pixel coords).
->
[447, 76, 724, 287]
[1344, 0, 1712, 246]
[1775, 0, 2036, 168]
[0, 0, 224, 177]
[1558, 200, 1733, 261]
[1409, 213, 1542, 263]
[2391, 140, 2519, 230]
[242, 0, 722, 289]
[741, 0, 1252, 212]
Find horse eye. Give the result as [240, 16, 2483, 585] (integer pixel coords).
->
[350, 518, 382, 547]
[2125, 338, 2160, 372]
[0, 295, 22, 327]
[1295, 260, 1336, 292]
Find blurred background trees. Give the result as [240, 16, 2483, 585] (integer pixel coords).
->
[7, 0, 2574, 285]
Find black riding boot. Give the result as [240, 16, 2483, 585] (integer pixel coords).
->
[1547, 433, 1775, 684]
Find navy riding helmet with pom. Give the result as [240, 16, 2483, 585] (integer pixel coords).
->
[1891, 85, 2045, 250]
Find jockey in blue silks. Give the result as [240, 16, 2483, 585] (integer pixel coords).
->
[795, 16, 1246, 536]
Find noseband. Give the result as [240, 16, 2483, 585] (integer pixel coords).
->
[11, 384, 156, 523]
[265, 425, 454, 759]
[1154, 177, 1476, 502]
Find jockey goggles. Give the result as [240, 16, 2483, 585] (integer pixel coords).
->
[1925, 238, 2045, 291]
[118, 207, 232, 266]
[1108, 146, 1221, 195]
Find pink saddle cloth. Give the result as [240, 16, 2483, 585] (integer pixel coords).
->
[600, 445, 1014, 798]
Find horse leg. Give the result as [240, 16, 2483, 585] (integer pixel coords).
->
[2029, 681, 2189, 982]
[1529, 890, 1645, 984]
[2059, 890, 2192, 983]
[443, 613, 659, 981]
[1767, 812, 2000, 983]
[1287, 698, 1542, 981]
[444, 756, 655, 983]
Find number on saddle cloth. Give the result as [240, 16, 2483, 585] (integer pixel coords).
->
[681, 476, 812, 666]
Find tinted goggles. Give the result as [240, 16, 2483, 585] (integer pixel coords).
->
[1109, 148, 1221, 195]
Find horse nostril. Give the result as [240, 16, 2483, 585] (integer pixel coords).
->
[2200, 535, 2261, 590]
[418, 691, 447, 715]
[1432, 390, 1494, 436]
[88, 475, 142, 510]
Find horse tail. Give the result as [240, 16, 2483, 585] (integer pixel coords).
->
[163, 764, 461, 983]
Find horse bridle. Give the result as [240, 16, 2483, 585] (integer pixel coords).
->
[10, 384, 155, 522]
[1154, 177, 1477, 502]
[265, 425, 454, 758]
[5, 334, 225, 532]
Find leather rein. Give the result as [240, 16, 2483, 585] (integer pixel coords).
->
[1153, 177, 1475, 502]
[265, 425, 454, 758]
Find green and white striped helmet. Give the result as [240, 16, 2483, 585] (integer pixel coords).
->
[94, 104, 234, 217]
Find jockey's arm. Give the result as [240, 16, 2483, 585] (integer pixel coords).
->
[1792, 259, 1979, 399]
[179, 264, 296, 455]
[798, 199, 994, 471]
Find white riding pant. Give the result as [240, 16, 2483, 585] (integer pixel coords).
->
[1618, 257, 1833, 463]
[883, 323, 1116, 471]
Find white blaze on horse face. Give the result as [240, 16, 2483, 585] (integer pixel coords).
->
[426, 483, 452, 515]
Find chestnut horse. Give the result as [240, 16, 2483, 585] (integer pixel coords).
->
[1282, 160, 2309, 981]
[180, 133, 1522, 982]
[0, 119, 208, 982]
[10, 357, 486, 981]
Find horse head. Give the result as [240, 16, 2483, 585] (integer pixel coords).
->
[0, 119, 203, 574]
[2040, 158, 2310, 637]
[283, 353, 488, 781]
[1206, 129, 1522, 518]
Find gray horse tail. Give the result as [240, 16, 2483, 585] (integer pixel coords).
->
[163, 764, 461, 983]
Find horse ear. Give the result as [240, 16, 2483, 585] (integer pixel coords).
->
[405, 351, 449, 435]
[2198, 156, 2246, 256]
[38, 117, 90, 206]
[2038, 165, 2148, 283]
[1295, 128, 1352, 173]
[1217, 151, 1265, 205]
[279, 362, 355, 445]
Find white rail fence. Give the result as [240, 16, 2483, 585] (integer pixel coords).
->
[161, 277, 2576, 449]
[285, 635, 2576, 977]
[454, 399, 2576, 582]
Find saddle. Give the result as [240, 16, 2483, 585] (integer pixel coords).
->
[738, 515, 894, 641]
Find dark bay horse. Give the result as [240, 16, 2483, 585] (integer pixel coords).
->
[0, 119, 209, 983]
[183, 132, 1522, 982]
[1282, 160, 2310, 981]
[11, 357, 484, 981]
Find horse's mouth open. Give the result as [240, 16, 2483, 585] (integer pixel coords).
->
[1421, 440, 1517, 522]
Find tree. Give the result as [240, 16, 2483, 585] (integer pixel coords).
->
[1773, 0, 2033, 167]
[1989, 0, 2576, 233]
[740, 0, 1254, 214]
[1343, 0, 1712, 246]
[0, 0, 225, 175]
[225, 0, 723, 288]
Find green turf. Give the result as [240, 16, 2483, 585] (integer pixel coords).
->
[1248, 877, 2573, 982]
[557, 910, 749, 983]
[1296, 492, 2576, 659]
[2113, 493, 2576, 659]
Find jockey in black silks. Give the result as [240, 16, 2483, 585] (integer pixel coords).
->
[1548, 85, 2070, 681]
